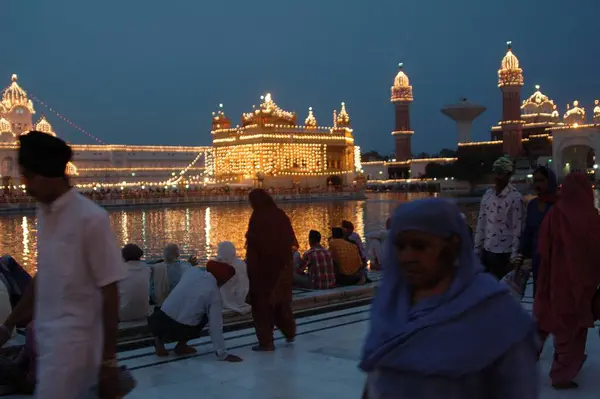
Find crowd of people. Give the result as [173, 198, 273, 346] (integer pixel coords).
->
[0, 131, 597, 398]
[360, 155, 600, 398]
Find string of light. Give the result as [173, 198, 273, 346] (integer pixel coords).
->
[29, 94, 210, 184]
[29, 94, 106, 144]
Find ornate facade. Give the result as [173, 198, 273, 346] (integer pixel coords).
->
[0, 74, 210, 190]
[211, 94, 359, 187]
[458, 41, 600, 169]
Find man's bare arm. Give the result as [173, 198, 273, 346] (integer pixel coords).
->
[3, 276, 36, 330]
[100, 282, 119, 362]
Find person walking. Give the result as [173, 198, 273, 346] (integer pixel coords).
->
[245, 189, 297, 351]
[512, 166, 558, 296]
[360, 198, 538, 398]
[474, 155, 525, 279]
[0, 131, 127, 399]
[534, 172, 600, 389]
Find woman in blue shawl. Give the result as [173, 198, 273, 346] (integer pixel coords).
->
[360, 199, 539, 398]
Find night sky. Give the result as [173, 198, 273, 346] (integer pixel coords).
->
[1, 0, 599, 155]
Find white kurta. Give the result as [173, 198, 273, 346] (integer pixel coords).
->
[35, 189, 127, 399]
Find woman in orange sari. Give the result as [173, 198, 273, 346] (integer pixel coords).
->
[246, 189, 298, 351]
[535, 172, 600, 389]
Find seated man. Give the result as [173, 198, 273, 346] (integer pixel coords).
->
[147, 262, 242, 362]
[150, 243, 197, 305]
[119, 244, 151, 322]
[365, 218, 390, 271]
[329, 227, 364, 286]
[294, 230, 336, 290]
[342, 220, 368, 277]
[0, 255, 32, 310]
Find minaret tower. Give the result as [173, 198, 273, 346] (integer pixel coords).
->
[498, 41, 524, 157]
[390, 63, 413, 161]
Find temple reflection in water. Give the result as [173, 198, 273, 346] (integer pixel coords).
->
[0, 193, 460, 274]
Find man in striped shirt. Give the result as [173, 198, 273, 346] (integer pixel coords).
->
[295, 230, 337, 290]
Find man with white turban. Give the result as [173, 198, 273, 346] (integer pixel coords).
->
[474, 155, 525, 279]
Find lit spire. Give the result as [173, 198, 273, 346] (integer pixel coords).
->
[594, 100, 600, 122]
[305, 106, 317, 128]
[1, 73, 36, 113]
[391, 62, 413, 102]
[333, 109, 337, 128]
[0, 117, 12, 134]
[498, 41, 523, 88]
[211, 103, 231, 130]
[336, 102, 351, 127]
[35, 115, 56, 136]
[563, 100, 586, 125]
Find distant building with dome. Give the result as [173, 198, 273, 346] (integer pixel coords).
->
[210, 93, 361, 188]
[458, 41, 600, 179]
[0, 74, 210, 190]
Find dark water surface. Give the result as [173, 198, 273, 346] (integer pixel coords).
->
[0, 193, 480, 274]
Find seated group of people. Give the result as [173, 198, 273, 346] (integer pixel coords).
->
[119, 241, 249, 361]
[292, 220, 369, 290]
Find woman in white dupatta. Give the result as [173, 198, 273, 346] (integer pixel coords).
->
[214, 242, 251, 314]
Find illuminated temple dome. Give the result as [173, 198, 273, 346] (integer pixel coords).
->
[0, 118, 11, 134]
[391, 63, 413, 102]
[594, 100, 600, 123]
[563, 101, 586, 125]
[335, 102, 351, 128]
[1, 74, 35, 114]
[304, 107, 317, 128]
[65, 162, 78, 176]
[521, 85, 559, 122]
[35, 115, 56, 136]
[242, 93, 296, 127]
[498, 42, 524, 87]
[211, 104, 231, 131]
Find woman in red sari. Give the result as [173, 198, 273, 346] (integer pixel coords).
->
[535, 172, 600, 389]
[246, 189, 298, 351]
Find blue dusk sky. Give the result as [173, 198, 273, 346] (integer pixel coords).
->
[1, 0, 599, 155]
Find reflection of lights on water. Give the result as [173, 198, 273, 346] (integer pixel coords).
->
[355, 202, 365, 246]
[205, 207, 212, 259]
[21, 216, 29, 267]
[141, 211, 147, 248]
[121, 212, 128, 245]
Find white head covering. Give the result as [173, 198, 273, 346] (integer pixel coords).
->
[214, 241, 251, 315]
[216, 241, 237, 265]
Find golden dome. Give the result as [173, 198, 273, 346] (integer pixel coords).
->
[336, 102, 350, 127]
[211, 103, 231, 130]
[304, 107, 317, 128]
[501, 48, 520, 70]
[242, 93, 296, 127]
[35, 115, 56, 136]
[66, 162, 78, 176]
[521, 85, 558, 122]
[1, 74, 35, 114]
[498, 42, 524, 87]
[563, 101, 586, 125]
[593, 100, 600, 122]
[0, 117, 12, 134]
[391, 63, 414, 102]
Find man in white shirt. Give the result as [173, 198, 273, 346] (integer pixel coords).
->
[148, 263, 242, 362]
[0, 131, 127, 399]
[119, 244, 151, 322]
[474, 155, 525, 279]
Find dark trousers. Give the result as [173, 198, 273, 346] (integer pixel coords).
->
[336, 273, 361, 286]
[481, 250, 512, 280]
[252, 298, 296, 348]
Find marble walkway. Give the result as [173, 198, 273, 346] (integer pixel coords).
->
[7, 295, 600, 398]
